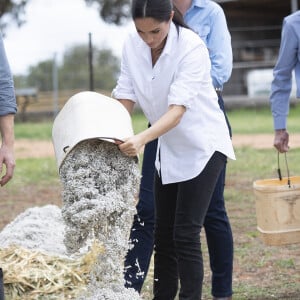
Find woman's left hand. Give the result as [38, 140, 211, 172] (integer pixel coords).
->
[118, 135, 145, 157]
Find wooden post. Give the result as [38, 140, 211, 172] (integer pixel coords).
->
[88, 32, 94, 91]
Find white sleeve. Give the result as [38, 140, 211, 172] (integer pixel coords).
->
[111, 40, 137, 102]
[168, 42, 212, 109]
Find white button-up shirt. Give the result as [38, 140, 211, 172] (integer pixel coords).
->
[112, 22, 235, 184]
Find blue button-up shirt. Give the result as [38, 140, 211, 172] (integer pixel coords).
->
[0, 33, 17, 116]
[184, 0, 233, 90]
[270, 11, 300, 130]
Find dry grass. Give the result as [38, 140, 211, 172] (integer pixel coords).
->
[1, 242, 104, 300]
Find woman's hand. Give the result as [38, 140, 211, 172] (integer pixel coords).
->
[118, 134, 145, 157]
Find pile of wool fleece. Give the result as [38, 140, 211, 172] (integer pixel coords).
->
[0, 205, 66, 256]
[59, 139, 141, 299]
[0, 205, 93, 299]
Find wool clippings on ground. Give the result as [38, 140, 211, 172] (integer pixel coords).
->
[59, 139, 141, 299]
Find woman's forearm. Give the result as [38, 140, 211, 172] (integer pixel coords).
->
[138, 104, 186, 145]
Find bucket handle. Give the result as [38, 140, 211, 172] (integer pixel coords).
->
[277, 151, 291, 188]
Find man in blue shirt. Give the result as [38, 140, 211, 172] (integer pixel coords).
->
[270, 10, 300, 153]
[0, 32, 17, 300]
[124, 1, 233, 299]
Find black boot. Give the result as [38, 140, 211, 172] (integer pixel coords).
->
[0, 268, 5, 300]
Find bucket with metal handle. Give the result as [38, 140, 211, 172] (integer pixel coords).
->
[253, 152, 300, 245]
[52, 91, 135, 170]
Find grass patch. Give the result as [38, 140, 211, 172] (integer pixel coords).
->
[15, 122, 53, 140]
[227, 104, 300, 134]
[13, 104, 300, 140]
[6, 157, 59, 191]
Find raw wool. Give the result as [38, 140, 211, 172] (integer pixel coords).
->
[0, 204, 67, 257]
[77, 285, 142, 300]
[59, 139, 141, 299]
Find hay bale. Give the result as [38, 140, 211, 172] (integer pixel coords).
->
[0, 242, 104, 300]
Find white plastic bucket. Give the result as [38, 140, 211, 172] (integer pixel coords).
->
[52, 91, 134, 169]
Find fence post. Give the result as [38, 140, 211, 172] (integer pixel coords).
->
[88, 32, 94, 91]
[52, 52, 59, 117]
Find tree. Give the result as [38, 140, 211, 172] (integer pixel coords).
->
[59, 44, 120, 91]
[58, 45, 90, 90]
[0, 0, 29, 33]
[16, 44, 120, 92]
[1, 0, 130, 33]
[85, 0, 130, 25]
[93, 48, 120, 90]
[26, 60, 53, 91]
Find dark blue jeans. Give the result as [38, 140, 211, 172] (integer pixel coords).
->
[124, 139, 156, 291]
[124, 93, 233, 298]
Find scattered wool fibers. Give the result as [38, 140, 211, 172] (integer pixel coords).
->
[59, 139, 141, 299]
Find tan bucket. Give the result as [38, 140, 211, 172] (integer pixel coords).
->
[52, 91, 135, 170]
[253, 176, 300, 246]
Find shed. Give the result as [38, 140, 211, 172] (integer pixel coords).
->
[215, 0, 299, 96]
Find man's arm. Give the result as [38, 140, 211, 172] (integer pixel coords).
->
[270, 16, 298, 152]
[0, 114, 15, 186]
[0, 33, 17, 185]
[208, 8, 233, 89]
[270, 18, 298, 131]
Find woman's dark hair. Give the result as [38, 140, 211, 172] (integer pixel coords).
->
[131, 0, 189, 29]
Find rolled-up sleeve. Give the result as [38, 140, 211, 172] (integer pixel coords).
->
[0, 35, 17, 116]
[168, 43, 212, 109]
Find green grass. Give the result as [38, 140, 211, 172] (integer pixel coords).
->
[5, 157, 59, 192]
[14, 158, 58, 184]
[227, 104, 300, 134]
[14, 104, 300, 140]
[15, 122, 53, 140]
[228, 147, 300, 181]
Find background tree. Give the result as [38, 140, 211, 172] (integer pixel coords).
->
[26, 60, 53, 91]
[59, 44, 120, 91]
[0, 0, 29, 33]
[84, 0, 130, 25]
[3, 0, 125, 92]
[15, 44, 120, 92]
[93, 48, 120, 90]
[58, 45, 90, 91]
[0, 0, 130, 33]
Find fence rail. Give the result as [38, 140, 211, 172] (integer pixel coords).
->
[15, 89, 111, 121]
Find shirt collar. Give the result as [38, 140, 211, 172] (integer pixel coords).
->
[163, 22, 178, 56]
[190, 0, 207, 9]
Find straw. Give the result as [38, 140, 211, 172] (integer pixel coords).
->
[0, 241, 104, 299]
